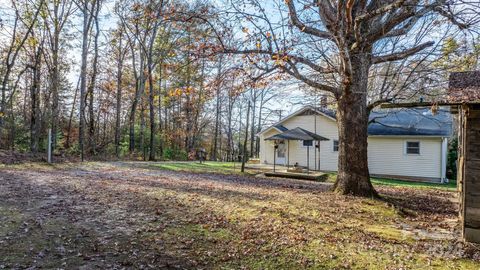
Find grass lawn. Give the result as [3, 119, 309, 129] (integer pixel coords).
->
[371, 177, 456, 191]
[0, 161, 477, 269]
[144, 161, 248, 174]
[142, 161, 457, 191]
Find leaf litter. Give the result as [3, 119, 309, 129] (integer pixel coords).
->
[0, 161, 479, 269]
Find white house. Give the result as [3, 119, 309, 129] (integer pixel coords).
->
[258, 106, 452, 182]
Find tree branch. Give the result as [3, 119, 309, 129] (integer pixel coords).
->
[282, 61, 338, 94]
[222, 48, 336, 74]
[357, 0, 407, 23]
[285, 0, 333, 40]
[367, 98, 394, 112]
[372, 41, 434, 64]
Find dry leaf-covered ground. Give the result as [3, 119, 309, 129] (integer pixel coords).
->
[0, 162, 479, 269]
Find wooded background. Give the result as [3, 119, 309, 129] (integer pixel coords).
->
[0, 0, 479, 168]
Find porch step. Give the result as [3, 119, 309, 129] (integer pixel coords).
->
[264, 171, 326, 181]
[287, 168, 309, 173]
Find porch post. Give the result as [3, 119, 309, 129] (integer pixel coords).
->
[287, 140, 290, 168]
[318, 141, 321, 171]
[273, 145, 276, 173]
[307, 145, 309, 173]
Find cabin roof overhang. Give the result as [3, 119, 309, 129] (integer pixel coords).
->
[264, 127, 329, 141]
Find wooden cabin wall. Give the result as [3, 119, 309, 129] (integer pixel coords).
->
[458, 106, 465, 235]
[461, 105, 480, 243]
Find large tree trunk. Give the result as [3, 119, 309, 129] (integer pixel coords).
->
[333, 53, 377, 197]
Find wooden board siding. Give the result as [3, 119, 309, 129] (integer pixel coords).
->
[461, 105, 480, 243]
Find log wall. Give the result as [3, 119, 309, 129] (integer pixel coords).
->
[461, 105, 480, 243]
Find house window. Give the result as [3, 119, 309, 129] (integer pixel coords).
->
[303, 140, 313, 147]
[333, 140, 339, 152]
[406, 141, 420, 154]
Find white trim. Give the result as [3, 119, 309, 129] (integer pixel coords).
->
[369, 135, 449, 138]
[332, 139, 339, 152]
[404, 140, 421, 155]
[301, 140, 314, 148]
[440, 137, 448, 182]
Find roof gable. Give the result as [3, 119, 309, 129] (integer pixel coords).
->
[265, 127, 330, 141]
[257, 106, 336, 136]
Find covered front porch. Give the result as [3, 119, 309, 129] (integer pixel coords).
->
[264, 127, 329, 173]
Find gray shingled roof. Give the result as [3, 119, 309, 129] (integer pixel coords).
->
[261, 106, 452, 137]
[274, 124, 288, 132]
[368, 108, 453, 136]
[265, 127, 330, 141]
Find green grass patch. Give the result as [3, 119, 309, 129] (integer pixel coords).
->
[144, 161, 258, 175]
[323, 172, 456, 191]
[365, 224, 411, 242]
[371, 177, 456, 191]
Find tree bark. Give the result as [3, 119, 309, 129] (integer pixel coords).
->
[241, 99, 250, 172]
[212, 56, 223, 160]
[66, 77, 80, 149]
[129, 46, 145, 154]
[158, 61, 164, 158]
[30, 44, 43, 153]
[226, 101, 233, 161]
[333, 53, 377, 197]
[115, 29, 124, 158]
[140, 103, 146, 160]
[50, 6, 60, 152]
[249, 90, 256, 158]
[87, 0, 101, 156]
[78, 0, 95, 161]
[147, 67, 155, 161]
[255, 91, 265, 157]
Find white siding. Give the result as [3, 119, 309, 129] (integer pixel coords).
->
[367, 137, 442, 179]
[258, 113, 445, 180]
[259, 114, 339, 171]
[259, 129, 278, 164]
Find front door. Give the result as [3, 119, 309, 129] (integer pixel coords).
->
[276, 141, 286, 165]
